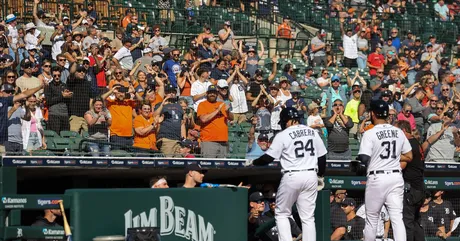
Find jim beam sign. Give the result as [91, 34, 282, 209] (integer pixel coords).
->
[124, 196, 216, 241]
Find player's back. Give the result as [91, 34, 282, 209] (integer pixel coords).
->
[358, 124, 411, 173]
[266, 124, 327, 171]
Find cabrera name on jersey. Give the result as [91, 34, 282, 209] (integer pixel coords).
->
[266, 125, 328, 171]
[358, 124, 412, 172]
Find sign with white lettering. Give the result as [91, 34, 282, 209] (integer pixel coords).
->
[65, 188, 247, 241]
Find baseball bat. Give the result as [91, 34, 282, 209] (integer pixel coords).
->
[58, 200, 73, 240]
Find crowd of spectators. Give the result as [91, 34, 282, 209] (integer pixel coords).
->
[1, 0, 460, 161]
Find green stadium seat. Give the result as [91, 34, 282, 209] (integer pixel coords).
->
[31, 149, 56, 156]
[45, 138, 56, 150]
[81, 131, 89, 138]
[60, 131, 81, 138]
[71, 138, 83, 151]
[44, 130, 59, 138]
[110, 150, 132, 157]
[53, 138, 71, 151]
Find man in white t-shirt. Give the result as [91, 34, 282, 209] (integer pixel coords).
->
[149, 26, 168, 62]
[340, 18, 359, 68]
[112, 38, 134, 71]
[190, 67, 212, 111]
[229, 66, 249, 124]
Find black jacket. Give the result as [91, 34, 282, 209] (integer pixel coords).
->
[44, 80, 70, 116]
[67, 75, 93, 117]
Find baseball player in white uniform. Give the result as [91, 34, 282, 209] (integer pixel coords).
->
[353, 100, 412, 241]
[357, 205, 392, 241]
[249, 107, 328, 241]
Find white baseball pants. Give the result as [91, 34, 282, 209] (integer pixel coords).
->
[275, 171, 317, 241]
[364, 172, 406, 241]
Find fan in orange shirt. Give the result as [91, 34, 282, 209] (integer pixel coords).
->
[133, 102, 163, 150]
[276, 16, 293, 39]
[122, 9, 133, 28]
[197, 85, 234, 158]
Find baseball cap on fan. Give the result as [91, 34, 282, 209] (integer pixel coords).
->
[217, 79, 228, 88]
[249, 192, 264, 202]
[319, 29, 326, 36]
[184, 164, 208, 174]
[258, 133, 269, 141]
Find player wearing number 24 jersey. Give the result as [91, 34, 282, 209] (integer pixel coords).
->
[355, 100, 412, 241]
[251, 107, 327, 241]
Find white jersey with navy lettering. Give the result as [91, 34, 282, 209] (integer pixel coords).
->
[266, 124, 328, 171]
[358, 124, 412, 173]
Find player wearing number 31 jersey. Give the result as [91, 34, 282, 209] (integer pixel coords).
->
[356, 100, 413, 241]
[251, 107, 328, 241]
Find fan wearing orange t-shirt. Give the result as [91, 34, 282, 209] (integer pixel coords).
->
[133, 102, 163, 150]
[276, 17, 294, 39]
[197, 85, 234, 158]
[101, 84, 143, 147]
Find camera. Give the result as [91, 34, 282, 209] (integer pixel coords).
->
[146, 79, 156, 92]
[119, 86, 128, 93]
[180, 64, 190, 77]
[181, 64, 190, 72]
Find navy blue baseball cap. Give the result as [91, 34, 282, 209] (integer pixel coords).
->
[249, 192, 264, 202]
[342, 198, 356, 206]
[207, 85, 218, 92]
[184, 164, 207, 174]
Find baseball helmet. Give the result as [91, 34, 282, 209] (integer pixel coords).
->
[370, 99, 389, 118]
[279, 107, 300, 130]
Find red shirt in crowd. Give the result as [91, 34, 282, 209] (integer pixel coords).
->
[367, 52, 384, 76]
[89, 55, 107, 87]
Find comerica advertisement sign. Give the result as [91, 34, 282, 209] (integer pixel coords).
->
[325, 176, 460, 190]
[66, 188, 246, 241]
[124, 196, 215, 241]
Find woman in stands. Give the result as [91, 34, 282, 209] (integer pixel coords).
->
[406, 50, 420, 85]
[397, 103, 416, 131]
[38, 59, 53, 85]
[22, 95, 46, 153]
[421, 75, 435, 106]
[179, 98, 196, 137]
[178, 60, 196, 100]
[184, 39, 199, 66]
[282, 63, 296, 83]
[277, 76, 292, 106]
[2, 70, 21, 93]
[84, 97, 111, 156]
[133, 101, 162, 151]
[197, 24, 214, 45]
[251, 87, 272, 138]
[61, 41, 83, 63]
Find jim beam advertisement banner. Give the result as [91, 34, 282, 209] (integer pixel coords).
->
[66, 188, 247, 241]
